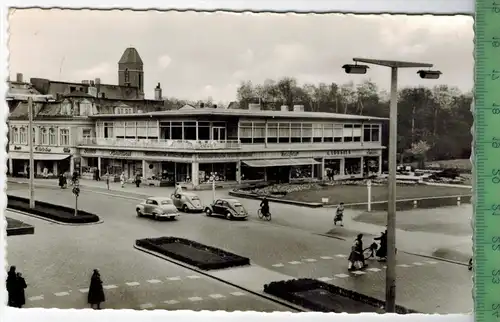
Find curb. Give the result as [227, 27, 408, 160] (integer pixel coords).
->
[229, 191, 323, 208]
[322, 194, 472, 208]
[133, 244, 306, 312]
[6, 208, 104, 226]
[6, 225, 35, 236]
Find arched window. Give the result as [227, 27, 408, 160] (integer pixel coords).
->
[49, 128, 56, 145]
[124, 68, 129, 83]
[40, 127, 48, 145]
[19, 127, 27, 144]
[12, 127, 19, 144]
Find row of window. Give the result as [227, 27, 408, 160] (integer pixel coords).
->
[238, 122, 380, 144]
[9, 126, 70, 146]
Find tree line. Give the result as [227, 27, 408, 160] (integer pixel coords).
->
[235, 77, 472, 162]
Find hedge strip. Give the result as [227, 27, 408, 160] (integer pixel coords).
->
[7, 195, 100, 224]
[264, 278, 419, 314]
[136, 237, 250, 270]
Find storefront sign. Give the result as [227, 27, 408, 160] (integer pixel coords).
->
[110, 150, 132, 157]
[35, 146, 51, 153]
[143, 151, 190, 158]
[326, 150, 352, 156]
[83, 149, 97, 154]
[13, 146, 22, 151]
[281, 151, 299, 157]
[366, 150, 378, 155]
[63, 147, 71, 153]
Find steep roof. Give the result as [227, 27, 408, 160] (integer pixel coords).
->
[118, 47, 143, 65]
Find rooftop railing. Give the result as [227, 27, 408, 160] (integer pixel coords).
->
[77, 137, 242, 150]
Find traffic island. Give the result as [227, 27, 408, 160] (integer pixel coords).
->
[135, 237, 251, 270]
[6, 217, 35, 236]
[7, 195, 100, 224]
[264, 278, 419, 314]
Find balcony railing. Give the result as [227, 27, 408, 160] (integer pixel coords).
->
[77, 137, 242, 150]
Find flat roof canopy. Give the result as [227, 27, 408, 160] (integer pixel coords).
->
[243, 158, 321, 168]
[9, 152, 70, 161]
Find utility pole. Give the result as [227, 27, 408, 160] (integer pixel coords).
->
[28, 97, 35, 209]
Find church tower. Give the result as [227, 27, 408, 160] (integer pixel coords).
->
[118, 47, 144, 97]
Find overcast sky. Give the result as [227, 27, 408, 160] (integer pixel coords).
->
[8, 9, 473, 102]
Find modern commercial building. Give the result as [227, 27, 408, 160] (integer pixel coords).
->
[77, 105, 386, 189]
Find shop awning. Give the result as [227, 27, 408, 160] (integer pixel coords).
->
[243, 158, 321, 168]
[9, 152, 70, 161]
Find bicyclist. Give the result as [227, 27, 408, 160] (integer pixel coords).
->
[260, 197, 270, 217]
[334, 202, 345, 226]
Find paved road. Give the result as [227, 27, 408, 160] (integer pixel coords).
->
[5, 209, 290, 311]
[6, 184, 473, 313]
[7, 178, 472, 262]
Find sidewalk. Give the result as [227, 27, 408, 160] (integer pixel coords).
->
[7, 177, 231, 201]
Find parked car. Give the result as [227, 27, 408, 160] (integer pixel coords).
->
[204, 198, 248, 220]
[136, 197, 180, 220]
[171, 192, 203, 212]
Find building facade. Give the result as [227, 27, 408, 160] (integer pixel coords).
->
[77, 107, 386, 189]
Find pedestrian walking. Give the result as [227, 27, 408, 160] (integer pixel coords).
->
[348, 234, 367, 271]
[95, 168, 100, 181]
[88, 269, 105, 310]
[14, 272, 27, 308]
[135, 173, 141, 187]
[334, 202, 344, 226]
[120, 172, 126, 188]
[106, 172, 110, 190]
[6, 266, 17, 307]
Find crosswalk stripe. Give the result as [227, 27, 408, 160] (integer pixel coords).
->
[139, 303, 155, 309]
[288, 261, 302, 265]
[335, 254, 347, 258]
[367, 268, 382, 272]
[54, 292, 70, 297]
[303, 258, 317, 262]
[167, 276, 181, 281]
[125, 282, 140, 286]
[28, 295, 44, 301]
[79, 288, 89, 293]
[147, 279, 162, 284]
[230, 292, 245, 296]
[163, 300, 180, 305]
[413, 262, 424, 266]
[188, 297, 203, 302]
[272, 263, 285, 267]
[103, 284, 118, 289]
[335, 273, 349, 278]
[351, 271, 366, 275]
[187, 275, 201, 279]
[397, 264, 411, 268]
[320, 256, 333, 260]
[209, 294, 226, 299]
[318, 277, 333, 282]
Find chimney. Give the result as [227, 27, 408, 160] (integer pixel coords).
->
[154, 83, 162, 100]
[16, 73, 23, 83]
[280, 105, 289, 112]
[199, 102, 205, 109]
[293, 104, 305, 112]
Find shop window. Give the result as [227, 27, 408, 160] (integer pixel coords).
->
[266, 123, 278, 143]
[343, 124, 353, 142]
[312, 124, 323, 143]
[363, 124, 371, 142]
[82, 128, 92, 139]
[125, 121, 136, 138]
[136, 121, 147, 138]
[252, 122, 266, 144]
[345, 157, 362, 175]
[241, 163, 265, 181]
[290, 123, 301, 143]
[19, 127, 27, 144]
[103, 122, 114, 138]
[290, 165, 312, 179]
[301, 123, 312, 143]
[60, 128, 70, 146]
[371, 124, 380, 142]
[353, 124, 362, 142]
[278, 123, 290, 143]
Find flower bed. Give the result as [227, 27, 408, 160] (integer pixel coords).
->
[6, 217, 35, 236]
[264, 278, 418, 314]
[7, 195, 100, 224]
[136, 237, 250, 270]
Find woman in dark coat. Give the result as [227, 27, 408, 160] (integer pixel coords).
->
[88, 269, 105, 309]
[348, 234, 366, 271]
[14, 272, 27, 308]
[6, 266, 17, 307]
[375, 230, 388, 260]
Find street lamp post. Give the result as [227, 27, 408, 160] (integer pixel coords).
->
[27, 97, 35, 209]
[342, 58, 441, 313]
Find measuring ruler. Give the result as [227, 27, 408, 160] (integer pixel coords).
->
[475, 1, 500, 322]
